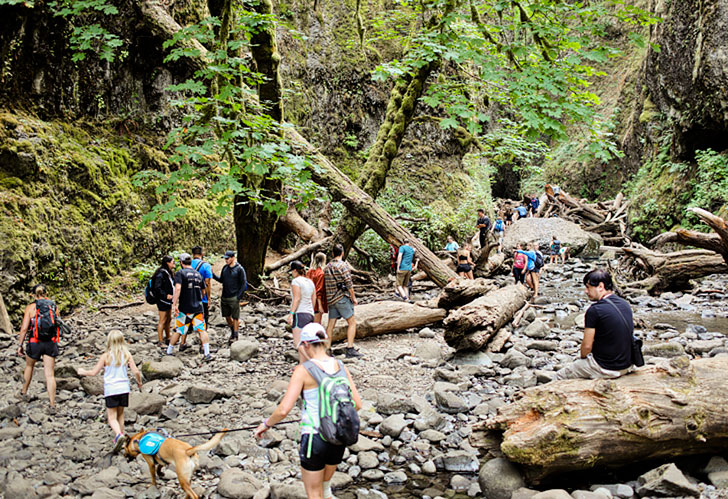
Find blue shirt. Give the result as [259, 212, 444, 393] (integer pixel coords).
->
[445, 242, 459, 251]
[516, 206, 527, 217]
[398, 245, 415, 271]
[191, 259, 213, 303]
[517, 250, 536, 271]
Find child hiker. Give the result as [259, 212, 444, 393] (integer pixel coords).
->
[77, 329, 142, 453]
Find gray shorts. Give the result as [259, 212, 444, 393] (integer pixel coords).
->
[221, 296, 240, 319]
[329, 296, 354, 320]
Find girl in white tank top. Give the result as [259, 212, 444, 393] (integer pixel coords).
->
[77, 330, 143, 452]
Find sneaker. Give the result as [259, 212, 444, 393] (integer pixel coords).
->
[228, 333, 239, 345]
[165, 350, 175, 356]
[345, 347, 363, 358]
[112, 433, 126, 454]
[203, 354, 214, 362]
[179, 344, 190, 352]
[47, 405, 56, 416]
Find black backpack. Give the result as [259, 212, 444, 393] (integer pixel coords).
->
[302, 360, 360, 447]
[144, 272, 158, 305]
[33, 299, 60, 341]
[534, 251, 544, 270]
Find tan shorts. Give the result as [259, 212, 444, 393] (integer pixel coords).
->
[396, 270, 411, 287]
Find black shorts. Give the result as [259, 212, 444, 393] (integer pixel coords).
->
[26, 341, 59, 360]
[105, 393, 129, 408]
[293, 313, 314, 330]
[157, 301, 171, 312]
[456, 264, 472, 273]
[299, 433, 346, 471]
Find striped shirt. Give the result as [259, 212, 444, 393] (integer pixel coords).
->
[324, 259, 353, 306]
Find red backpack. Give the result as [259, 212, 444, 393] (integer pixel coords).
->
[513, 252, 526, 270]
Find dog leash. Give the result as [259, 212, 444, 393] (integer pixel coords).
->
[172, 419, 299, 438]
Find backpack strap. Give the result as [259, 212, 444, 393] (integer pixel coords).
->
[195, 260, 205, 272]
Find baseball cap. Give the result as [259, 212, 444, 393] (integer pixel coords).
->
[178, 253, 192, 264]
[224, 250, 235, 258]
[297, 323, 328, 348]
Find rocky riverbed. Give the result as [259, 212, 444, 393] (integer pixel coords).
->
[1, 256, 727, 499]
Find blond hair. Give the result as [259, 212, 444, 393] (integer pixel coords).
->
[312, 252, 327, 270]
[106, 330, 131, 367]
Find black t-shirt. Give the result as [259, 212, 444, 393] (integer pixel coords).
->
[477, 216, 491, 237]
[174, 268, 204, 314]
[585, 294, 633, 370]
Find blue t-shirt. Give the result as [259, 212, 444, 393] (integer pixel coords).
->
[398, 245, 415, 271]
[445, 242, 459, 251]
[516, 250, 536, 271]
[516, 206, 528, 217]
[191, 259, 213, 303]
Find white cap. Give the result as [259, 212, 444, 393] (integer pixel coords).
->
[297, 323, 327, 348]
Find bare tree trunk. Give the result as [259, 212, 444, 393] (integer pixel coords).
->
[277, 205, 322, 242]
[265, 237, 332, 273]
[327, 301, 446, 342]
[479, 357, 728, 483]
[437, 278, 496, 309]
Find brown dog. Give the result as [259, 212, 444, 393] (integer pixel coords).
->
[124, 428, 227, 499]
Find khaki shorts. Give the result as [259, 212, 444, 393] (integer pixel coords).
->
[396, 270, 411, 288]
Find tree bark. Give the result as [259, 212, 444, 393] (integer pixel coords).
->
[277, 205, 322, 242]
[648, 208, 728, 263]
[327, 301, 446, 342]
[479, 357, 728, 483]
[443, 284, 531, 350]
[264, 236, 332, 273]
[0, 293, 13, 336]
[437, 278, 496, 309]
[284, 127, 458, 287]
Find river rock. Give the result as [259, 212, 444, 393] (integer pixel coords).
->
[572, 491, 610, 499]
[636, 463, 699, 497]
[501, 349, 531, 368]
[532, 490, 572, 499]
[524, 319, 550, 338]
[376, 392, 417, 415]
[217, 469, 262, 498]
[270, 481, 307, 499]
[350, 435, 384, 452]
[184, 385, 231, 404]
[80, 376, 104, 396]
[129, 392, 166, 415]
[414, 340, 442, 360]
[704, 456, 728, 474]
[2, 473, 38, 499]
[436, 450, 479, 472]
[503, 218, 603, 256]
[687, 339, 724, 355]
[383, 470, 407, 484]
[379, 414, 408, 438]
[230, 339, 260, 362]
[590, 483, 633, 498]
[357, 451, 379, 469]
[141, 357, 183, 380]
[478, 457, 526, 499]
[90, 488, 124, 499]
[642, 342, 685, 358]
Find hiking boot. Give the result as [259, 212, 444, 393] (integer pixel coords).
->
[228, 332, 239, 345]
[179, 344, 190, 353]
[345, 347, 363, 358]
[112, 433, 126, 454]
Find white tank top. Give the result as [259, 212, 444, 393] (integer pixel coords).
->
[104, 352, 130, 397]
[301, 358, 339, 434]
[292, 276, 316, 315]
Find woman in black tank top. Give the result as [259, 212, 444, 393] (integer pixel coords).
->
[456, 244, 474, 279]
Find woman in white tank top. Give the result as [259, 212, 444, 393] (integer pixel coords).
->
[288, 261, 317, 360]
[255, 323, 361, 499]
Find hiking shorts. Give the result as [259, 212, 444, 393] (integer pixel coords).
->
[105, 393, 129, 408]
[26, 341, 59, 360]
[396, 270, 411, 288]
[329, 296, 354, 320]
[299, 433, 346, 471]
[456, 264, 472, 274]
[293, 313, 314, 330]
[221, 296, 240, 319]
[157, 301, 172, 312]
[175, 312, 205, 336]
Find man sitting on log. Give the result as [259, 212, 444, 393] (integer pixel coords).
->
[555, 269, 634, 380]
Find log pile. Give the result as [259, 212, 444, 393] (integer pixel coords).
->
[475, 357, 728, 483]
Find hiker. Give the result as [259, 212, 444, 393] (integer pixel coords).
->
[289, 260, 317, 360]
[16, 284, 59, 412]
[152, 255, 175, 346]
[389, 244, 398, 275]
[456, 244, 475, 280]
[213, 250, 247, 344]
[395, 238, 416, 301]
[306, 252, 328, 325]
[556, 270, 635, 380]
[166, 253, 212, 361]
[179, 246, 213, 351]
[530, 195, 540, 216]
[444, 236, 459, 252]
[254, 323, 362, 499]
[515, 204, 528, 220]
[324, 244, 362, 358]
[512, 243, 527, 285]
[475, 208, 491, 249]
[504, 207, 514, 226]
[516, 242, 543, 297]
[77, 329, 142, 453]
[549, 236, 562, 264]
[491, 216, 505, 253]
[560, 244, 571, 264]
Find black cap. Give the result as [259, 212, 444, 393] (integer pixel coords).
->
[224, 250, 236, 258]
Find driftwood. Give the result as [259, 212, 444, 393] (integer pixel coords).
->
[264, 237, 333, 273]
[326, 301, 446, 342]
[437, 278, 496, 309]
[443, 284, 531, 350]
[478, 357, 728, 482]
[475, 251, 505, 278]
[648, 208, 728, 263]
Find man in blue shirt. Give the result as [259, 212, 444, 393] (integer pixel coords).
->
[515, 205, 528, 220]
[396, 239, 416, 301]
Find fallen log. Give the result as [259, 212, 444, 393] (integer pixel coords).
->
[475, 251, 505, 278]
[264, 237, 333, 273]
[648, 208, 728, 262]
[437, 278, 496, 309]
[479, 357, 728, 483]
[443, 284, 531, 350]
[326, 301, 446, 342]
[278, 205, 323, 243]
[0, 293, 13, 336]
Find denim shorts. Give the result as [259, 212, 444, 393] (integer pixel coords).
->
[329, 296, 354, 320]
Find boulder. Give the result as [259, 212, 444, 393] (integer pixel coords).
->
[129, 393, 166, 415]
[636, 463, 699, 497]
[643, 342, 685, 358]
[80, 376, 104, 396]
[478, 457, 525, 499]
[141, 357, 183, 380]
[184, 385, 232, 404]
[217, 469, 262, 499]
[524, 319, 551, 339]
[230, 339, 260, 362]
[436, 450, 479, 472]
[379, 414, 409, 438]
[376, 393, 417, 415]
[414, 340, 442, 360]
[503, 218, 603, 256]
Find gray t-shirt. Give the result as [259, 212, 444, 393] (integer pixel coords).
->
[292, 276, 316, 315]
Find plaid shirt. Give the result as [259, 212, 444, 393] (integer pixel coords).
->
[324, 259, 353, 305]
